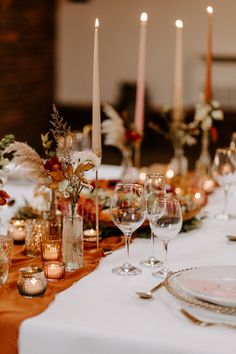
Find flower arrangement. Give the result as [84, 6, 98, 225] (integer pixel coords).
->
[0, 134, 15, 171]
[102, 103, 142, 153]
[194, 94, 224, 140]
[0, 134, 15, 206]
[149, 107, 199, 150]
[4, 105, 101, 216]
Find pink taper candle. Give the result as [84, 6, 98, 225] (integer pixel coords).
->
[92, 18, 102, 156]
[173, 19, 183, 122]
[205, 6, 213, 105]
[134, 12, 148, 135]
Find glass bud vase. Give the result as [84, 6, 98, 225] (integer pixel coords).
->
[120, 149, 137, 181]
[195, 130, 211, 177]
[169, 146, 188, 176]
[62, 212, 83, 272]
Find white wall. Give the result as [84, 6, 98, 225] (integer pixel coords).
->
[55, 0, 236, 109]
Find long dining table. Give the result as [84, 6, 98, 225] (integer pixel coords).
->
[3, 165, 236, 354]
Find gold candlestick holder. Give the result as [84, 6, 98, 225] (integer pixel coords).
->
[93, 149, 102, 250]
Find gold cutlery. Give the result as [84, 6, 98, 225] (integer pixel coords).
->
[136, 281, 164, 299]
[180, 308, 236, 329]
[226, 235, 236, 242]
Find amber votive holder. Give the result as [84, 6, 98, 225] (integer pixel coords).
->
[43, 261, 65, 282]
[41, 235, 62, 262]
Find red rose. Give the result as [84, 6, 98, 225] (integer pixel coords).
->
[44, 157, 62, 172]
[0, 190, 10, 206]
[211, 126, 218, 143]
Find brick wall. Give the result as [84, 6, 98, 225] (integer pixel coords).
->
[0, 0, 55, 151]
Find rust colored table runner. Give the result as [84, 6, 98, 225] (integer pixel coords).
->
[0, 236, 124, 354]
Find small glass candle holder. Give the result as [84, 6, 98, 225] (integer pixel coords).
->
[0, 234, 13, 265]
[25, 219, 50, 257]
[17, 266, 47, 297]
[43, 261, 65, 282]
[9, 219, 26, 244]
[0, 249, 9, 287]
[83, 228, 97, 243]
[41, 235, 62, 262]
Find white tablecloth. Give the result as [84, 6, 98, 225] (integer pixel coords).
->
[3, 166, 236, 354]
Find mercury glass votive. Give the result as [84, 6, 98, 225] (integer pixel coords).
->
[0, 249, 9, 287]
[0, 234, 13, 265]
[41, 235, 62, 262]
[25, 219, 50, 257]
[9, 219, 26, 244]
[17, 266, 47, 297]
[43, 261, 65, 282]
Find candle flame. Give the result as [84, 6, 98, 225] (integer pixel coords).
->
[95, 18, 99, 28]
[175, 19, 183, 28]
[207, 6, 213, 14]
[140, 12, 148, 22]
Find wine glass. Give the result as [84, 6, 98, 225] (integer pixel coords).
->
[149, 197, 182, 279]
[110, 182, 146, 276]
[211, 147, 236, 220]
[140, 173, 165, 268]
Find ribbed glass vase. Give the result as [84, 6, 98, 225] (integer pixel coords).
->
[62, 211, 83, 272]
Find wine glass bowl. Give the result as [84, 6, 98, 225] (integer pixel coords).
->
[140, 173, 166, 268]
[211, 147, 236, 220]
[110, 182, 146, 276]
[150, 197, 182, 279]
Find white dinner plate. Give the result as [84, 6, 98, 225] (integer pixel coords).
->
[176, 265, 236, 308]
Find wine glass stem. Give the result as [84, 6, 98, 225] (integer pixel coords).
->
[124, 233, 132, 266]
[163, 240, 169, 273]
[150, 231, 155, 257]
[223, 185, 229, 218]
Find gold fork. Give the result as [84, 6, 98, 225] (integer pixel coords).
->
[180, 308, 236, 329]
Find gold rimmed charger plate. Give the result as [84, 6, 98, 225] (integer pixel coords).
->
[165, 268, 236, 315]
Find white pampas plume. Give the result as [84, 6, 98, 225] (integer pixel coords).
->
[102, 103, 126, 152]
[4, 141, 49, 183]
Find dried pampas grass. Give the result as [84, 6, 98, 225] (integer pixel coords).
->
[4, 141, 49, 183]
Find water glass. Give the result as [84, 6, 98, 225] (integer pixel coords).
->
[110, 182, 146, 276]
[211, 147, 236, 220]
[150, 197, 182, 279]
[140, 173, 165, 268]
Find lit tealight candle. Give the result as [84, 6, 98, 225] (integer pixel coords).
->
[43, 261, 65, 282]
[9, 220, 25, 243]
[166, 169, 175, 179]
[17, 266, 47, 297]
[41, 238, 61, 261]
[83, 228, 97, 242]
